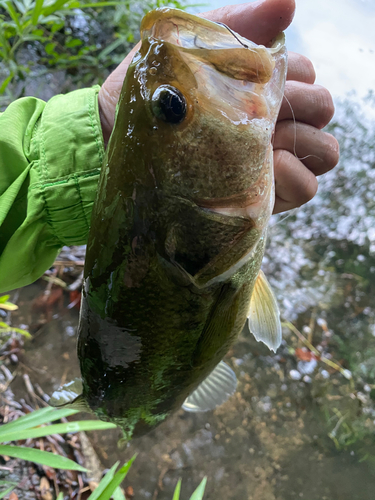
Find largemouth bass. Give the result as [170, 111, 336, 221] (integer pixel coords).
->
[51, 8, 287, 439]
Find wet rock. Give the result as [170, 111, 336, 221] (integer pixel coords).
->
[289, 370, 302, 380]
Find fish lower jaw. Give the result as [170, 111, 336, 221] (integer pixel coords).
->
[205, 191, 274, 229]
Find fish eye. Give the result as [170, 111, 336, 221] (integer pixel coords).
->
[151, 85, 187, 124]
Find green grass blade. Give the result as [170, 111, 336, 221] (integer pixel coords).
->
[96, 455, 136, 500]
[0, 444, 87, 472]
[80, 1, 123, 6]
[88, 461, 119, 500]
[189, 478, 207, 500]
[31, 0, 44, 24]
[0, 407, 78, 436]
[0, 419, 116, 442]
[172, 479, 182, 500]
[112, 486, 126, 500]
[42, 0, 69, 16]
[0, 486, 15, 499]
[0, 72, 14, 94]
[0, 295, 10, 303]
[98, 38, 124, 60]
[4, 2, 22, 30]
[8, 326, 31, 337]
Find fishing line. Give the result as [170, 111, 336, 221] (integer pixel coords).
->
[269, 207, 299, 227]
[215, 22, 249, 48]
[271, 82, 324, 164]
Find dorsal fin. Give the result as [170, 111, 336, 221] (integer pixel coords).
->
[248, 270, 282, 352]
[182, 361, 237, 412]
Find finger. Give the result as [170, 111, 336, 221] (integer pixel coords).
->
[273, 121, 339, 176]
[273, 149, 318, 214]
[278, 81, 335, 129]
[203, 0, 295, 45]
[287, 52, 315, 83]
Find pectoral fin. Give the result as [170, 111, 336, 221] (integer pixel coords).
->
[49, 378, 91, 412]
[182, 361, 237, 412]
[248, 270, 282, 352]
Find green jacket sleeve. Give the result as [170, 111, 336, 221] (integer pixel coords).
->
[0, 86, 105, 293]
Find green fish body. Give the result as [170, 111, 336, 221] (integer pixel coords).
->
[50, 8, 287, 439]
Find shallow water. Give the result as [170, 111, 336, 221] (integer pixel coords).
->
[7, 258, 375, 500]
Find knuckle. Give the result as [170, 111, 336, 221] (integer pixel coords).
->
[298, 54, 316, 83]
[323, 133, 340, 169]
[287, 52, 316, 83]
[314, 85, 335, 127]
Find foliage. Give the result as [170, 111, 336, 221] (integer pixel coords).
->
[0, 0, 191, 107]
[0, 295, 31, 346]
[0, 406, 116, 470]
[0, 407, 207, 499]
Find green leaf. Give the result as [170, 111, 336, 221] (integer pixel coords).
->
[88, 461, 119, 500]
[0, 419, 117, 442]
[0, 486, 15, 499]
[45, 41, 56, 54]
[56, 493, 64, 500]
[65, 38, 82, 48]
[50, 20, 64, 32]
[0, 301, 18, 311]
[0, 407, 78, 437]
[172, 479, 182, 500]
[32, 28, 44, 35]
[189, 477, 207, 500]
[95, 456, 136, 500]
[32, 0, 44, 25]
[0, 444, 87, 471]
[0, 295, 10, 303]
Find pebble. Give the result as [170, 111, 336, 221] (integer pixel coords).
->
[289, 369, 302, 380]
[297, 359, 317, 375]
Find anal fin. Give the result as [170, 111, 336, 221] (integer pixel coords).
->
[182, 361, 237, 412]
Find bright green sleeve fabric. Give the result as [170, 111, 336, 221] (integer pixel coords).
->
[0, 86, 105, 293]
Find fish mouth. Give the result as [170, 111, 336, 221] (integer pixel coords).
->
[195, 182, 273, 223]
[140, 8, 285, 84]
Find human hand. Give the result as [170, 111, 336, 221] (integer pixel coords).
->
[98, 0, 339, 214]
